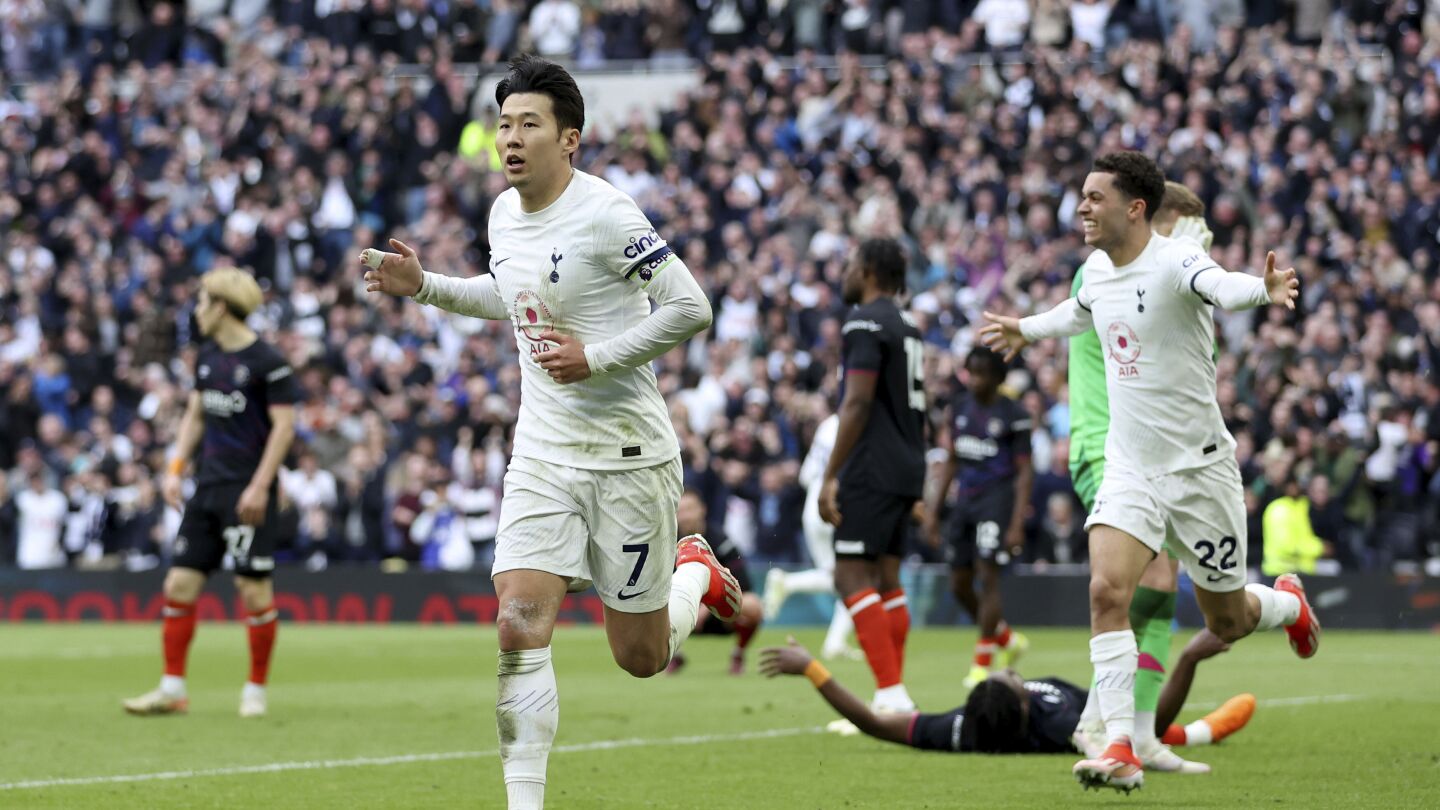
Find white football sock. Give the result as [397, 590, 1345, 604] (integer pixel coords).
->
[667, 562, 710, 660]
[1245, 584, 1302, 632]
[782, 568, 834, 594]
[241, 682, 265, 700]
[1090, 630, 1138, 745]
[497, 647, 558, 810]
[1184, 719, 1213, 745]
[872, 683, 914, 711]
[160, 675, 186, 698]
[1080, 680, 1101, 727]
[1133, 709, 1158, 751]
[821, 602, 853, 652]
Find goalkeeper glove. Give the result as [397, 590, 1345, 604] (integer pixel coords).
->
[1170, 215, 1214, 251]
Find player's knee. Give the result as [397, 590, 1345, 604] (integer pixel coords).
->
[738, 593, 763, 627]
[614, 647, 667, 678]
[1088, 575, 1129, 620]
[497, 598, 550, 651]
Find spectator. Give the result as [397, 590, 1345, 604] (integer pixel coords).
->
[1263, 476, 1331, 576]
[15, 472, 68, 569]
[529, 0, 582, 59]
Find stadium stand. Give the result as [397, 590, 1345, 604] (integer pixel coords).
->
[0, 1, 1437, 578]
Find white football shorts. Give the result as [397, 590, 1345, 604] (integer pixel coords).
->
[493, 454, 683, 613]
[1084, 458, 1248, 593]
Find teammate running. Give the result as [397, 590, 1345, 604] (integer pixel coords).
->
[762, 412, 857, 660]
[362, 55, 740, 810]
[924, 346, 1033, 688]
[819, 238, 927, 713]
[1069, 180, 1217, 774]
[981, 152, 1320, 793]
[123, 267, 298, 719]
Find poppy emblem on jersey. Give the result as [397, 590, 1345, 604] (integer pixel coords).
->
[550, 249, 563, 283]
[1106, 321, 1142, 375]
[512, 289, 555, 348]
[1136, 287, 1146, 313]
[234, 365, 250, 386]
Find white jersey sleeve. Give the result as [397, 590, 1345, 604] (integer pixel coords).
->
[582, 192, 711, 375]
[1169, 242, 1271, 311]
[414, 270, 506, 320]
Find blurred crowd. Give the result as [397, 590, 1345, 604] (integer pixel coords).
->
[2, 1, 1439, 579]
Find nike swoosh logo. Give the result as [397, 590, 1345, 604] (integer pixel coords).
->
[616, 588, 650, 600]
[1206, 574, 1226, 583]
[494, 257, 511, 267]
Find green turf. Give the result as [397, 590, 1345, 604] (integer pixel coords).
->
[2, 624, 1437, 808]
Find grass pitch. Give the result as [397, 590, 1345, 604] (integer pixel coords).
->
[2, 624, 1437, 808]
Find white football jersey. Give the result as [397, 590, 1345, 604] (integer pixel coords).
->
[484, 170, 681, 470]
[1068, 234, 1263, 475]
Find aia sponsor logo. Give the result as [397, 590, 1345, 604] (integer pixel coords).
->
[512, 289, 556, 359]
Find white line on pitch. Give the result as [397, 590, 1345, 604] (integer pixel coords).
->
[1184, 693, 1371, 710]
[0, 726, 824, 791]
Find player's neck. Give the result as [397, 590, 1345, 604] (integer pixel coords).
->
[517, 166, 576, 214]
[212, 320, 257, 352]
[859, 286, 891, 306]
[1106, 228, 1153, 267]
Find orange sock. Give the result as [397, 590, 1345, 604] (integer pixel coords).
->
[995, 621, 1013, 649]
[974, 638, 997, 668]
[247, 605, 278, 686]
[881, 588, 909, 679]
[734, 614, 758, 650]
[845, 589, 900, 689]
[162, 599, 197, 677]
[1161, 724, 1186, 746]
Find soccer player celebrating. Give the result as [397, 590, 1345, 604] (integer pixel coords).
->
[1069, 181, 1218, 774]
[123, 268, 298, 719]
[667, 490, 764, 675]
[819, 238, 927, 714]
[762, 412, 857, 661]
[759, 628, 1254, 760]
[924, 346, 1033, 689]
[981, 152, 1320, 793]
[362, 55, 740, 810]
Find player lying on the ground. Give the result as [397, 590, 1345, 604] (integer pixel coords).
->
[667, 490, 764, 675]
[760, 629, 1254, 756]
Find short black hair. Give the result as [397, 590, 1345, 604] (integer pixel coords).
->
[1092, 152, 1166, 222]
[959, 680, 1026, 753]
[856, 237, 906, 294]
[495, 54, 585, 136]
[965, 346, 1007, 380]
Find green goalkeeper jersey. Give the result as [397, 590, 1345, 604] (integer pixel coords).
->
[1068, 261, 1109, 502]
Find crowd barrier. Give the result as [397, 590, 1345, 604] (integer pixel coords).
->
[1, 567, 1433, 630]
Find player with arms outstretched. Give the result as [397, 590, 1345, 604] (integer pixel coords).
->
[924, 346, 1033, 689]
[819, 238, 927, 713]
[1070, 180, 1218, 774]
[123, 268, 298, 719]
[981, 152, 1320, 793]
[362, 55, 739, 810]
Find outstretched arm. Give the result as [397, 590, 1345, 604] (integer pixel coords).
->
[1187, 250, 1298, 312]
[980, 297, 1094, 362]
[362, 239, 507, 320]
[760, 638, 912, 745]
